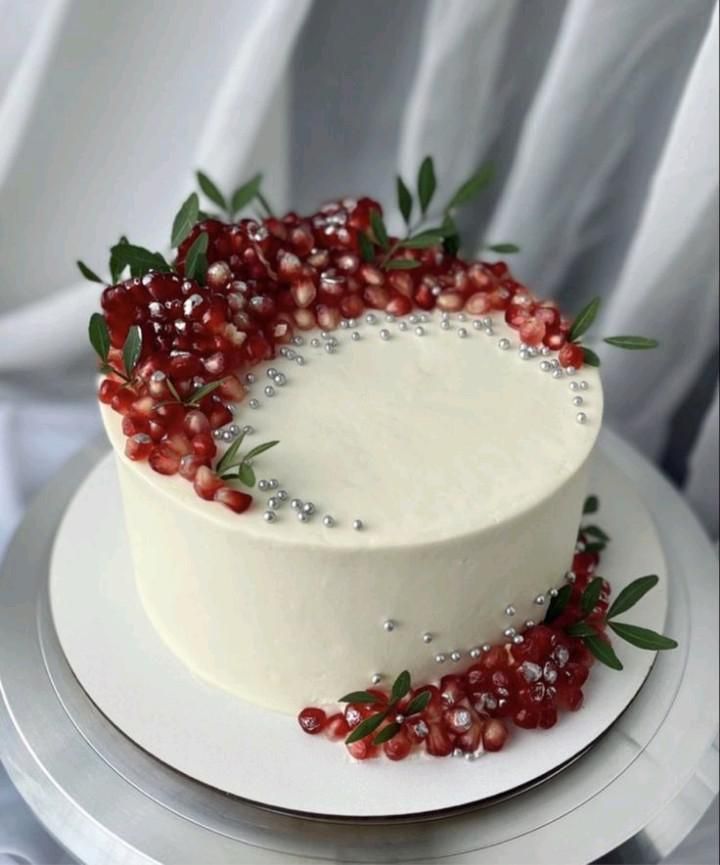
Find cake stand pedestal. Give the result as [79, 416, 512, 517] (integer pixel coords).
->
[0, 429, 717, 865]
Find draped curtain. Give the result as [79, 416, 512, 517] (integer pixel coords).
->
[0, 1, 717, 861]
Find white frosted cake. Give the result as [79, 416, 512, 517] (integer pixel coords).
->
[85, 165, 662, 759]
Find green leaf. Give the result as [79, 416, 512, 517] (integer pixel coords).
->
[171, 192, 200, 248]
[581, 577, 605, 616]
[370, 209, 389, 250]
[441, 213, 460, 256]
[607, 575, 659, 620]
[88, 313, 110, 362]
[109, 242, 171, 278]
[77, 260, 104, 283]
[569, 297, 602, 342]
[338, 690, 383, 704]
[396, 175, 413, 226]
[373, 722, 402, 746]
[235, 462, 256, 487]
[358, 232, 375, 263]
[583, 525, 610, 542]
[385, 259, 421, 270]
[215, 432, 247, 476]
[243, 440, 279, 462]
[405, 689, 432, 716]
[196, 171, 227, 212]
[608, 622, 677, 651]
[166, 378, 182, 403]
[186, 379, 226, 405]
[390, 670, 411, 704]
[582, 347, 601, 367]
[583, 541, 606, 554]
[583, 495, 599, 515]
[401, 234, 444, 249]
[544, 584, 572, 624]
[231, 173, 263, 216]
[345, 710, 388, 745]
[566, 621, 598, 638]
[122, 325, 143, 378]
[184, 232, 209, 284]
[584, 635, 623, 670]
[417, 156, 437, 215]
[109, 236, 129, 283]
[603, 336, 659, 350]
[446, 163, 495, 210]
[486, 243, 520, 254]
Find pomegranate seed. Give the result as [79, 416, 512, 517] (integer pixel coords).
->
[125, 433, 153, 461]
[122, 416, 149, 436]
[278, 251, 303, 280]
[111, 388, 136, 415]
[488, 288, 510, 310]
[325, 713, 351, 740]
[178, 453, 206, 480]
[289, 225, 314, 257]
[148, 443, 181, 475]
[293, 307, 317, 330]
[184, 410, 210, 437]
[297, 707, 327, 735]
[513, 707, 539, 729]
[426, 723, 454, 757]
[414, 284, 435, 310]
[193, 466, 223, 500]
[544, 328, 567, 350]
[385, 294, 412, 316]
[359, 263, 384, 286]
[164, 432, 192, 456]
[465, 292, 492, 315]
[206, 261, 232, 290]
[457, 720, 483, 753]
[98, 378, 122, 404]
[207, 403, 233, 430]
[214, 486, 253, 513]
[291, 277, 317, 308]
[316, 305, 341, 330]
[443, 706, 474, 734]
[436, 292, 464, 312]
[439, 674, 466, 706]
[535, 304, 560, 328]
[339, 294, 364, 318]
[218, 375, 246, 402]
[538, 706, 558, 729]
[384, 730, 412, 761]
[505, 304, 531, 329]
[519, 318, 546, 346]
[482, 719, 509, 752]
[347, 739, 378, 760]
[559, 342, 584, 369]
[192, 432, 217, 461]
[363, 286, 390, 309]
[344, 703, 372, 729]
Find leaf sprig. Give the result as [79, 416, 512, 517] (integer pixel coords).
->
[216, 436, 279, 488]
[566, 297, 659, 368]
[196, 170, 274, 220]
[88, 314, 142, 383]
[161, 378, 227, 410]
[340, 671, 432, 746]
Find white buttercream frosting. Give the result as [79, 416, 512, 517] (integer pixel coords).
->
[101, 312, 602, 712]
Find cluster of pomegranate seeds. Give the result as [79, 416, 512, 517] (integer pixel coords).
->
[95, 195, 585, 515]
[298, 542, 608, 761]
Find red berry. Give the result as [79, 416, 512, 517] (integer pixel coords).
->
[297, 707, 327, 735]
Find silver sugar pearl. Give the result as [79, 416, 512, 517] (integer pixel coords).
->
[213, 429, 223, 440]
[293, 336, 305, 346]
[276, 489, 288, 501]
[266, 367, 278, 379]
[290, 498, 303, 510]
[320, 331, 330, 339]
[552, 369, 564, 379]
[566, 366, 577, 375]
[580, 380, 589, 390]
[481, 317, 493, 328]
[414, 326, 425, 336]
[221, 430, 234, 442]
[519, 349, 531, 360]
[565, 571, 576, 583]
[267, 497, 280, 510]
[297, 511, 309, 523]
[263, 510, 276, 523]
[352, 519, 364, 530]
[469, 647, 481, 659]
[513, 634, 525, 645]
[273, 373, 287, 386]
[450, 650, 462, 662]
[311, 338, 321, 348]
[570, 381, 581, 392]
[295, 355, 305, 366]
[385, 314, 396, 323]
[249, 399, 260, 409]
[365, 313, 377, 324]
[422, 632, 433, 644]
[505, 605, 516, 617]
[576, 411, 588, 424]
[264, 385, 275, 397]
[258, 479, 270, 492]
[322, 514, 335, 527]
[351, 331, 361, 341]
[458, 313, 467, 321]
[398, 321, 408, 331]
[394, 714, 405, 725]
[541, 346, 551, 356]
[379, 328, 391, 340]
[435, 653, 447, 664]
[482, 643, 492, 653]
[549, 587, 559, 597]
[572, 395, 584, 406]
[383, 619, 396, 632]
[534, 594, 546, 606]
[465, 752, 477, 762]
[268, 479, 278, 489]
[441, 320, 451, 330]
[503, 627, 517, 639]
[371, 673, 382, 685]
[324, 343, 336, 354]
[228, 424, 240, 436]
[524, 620, 536, 629]
[408, 314, 419, 324]
[540, 360, 552, 372]
[340, 320, 350, 329]
[302, 502, 315, 515]
[453, 748, 464, 758]
[457, 327, 468, 338]
[245, 373, 256, 384]
[498, 338, 511, 350]
[242, 425, 254, 435]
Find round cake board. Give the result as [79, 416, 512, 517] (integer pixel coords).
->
[49, 446, 668, 818]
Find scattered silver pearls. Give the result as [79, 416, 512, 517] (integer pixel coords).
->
[383, 619, 396, 632]
[264, 385, 276, 397]
[524, 620, 536, 629]
[297, 511, 310, 523]
[565, 571, 576, 583]
[458, 313, 467, 322]
[295, 355, 305, 366]
[268, 479, 278, 490]
[534, 594, 546, 606]
[441, 320, 451, 330]
[472, 319, 483, 330]
[340, 320, 350, 329]
[379, 328, 391, 340]
[453, 748, 464, 758]
[258, 480, 270, 492]
[213, 429, 223, 440]
[277, 489, 289, 501]
[435, 653, 447, 664]
[572, 395, 584, 406]
[566, 366, 577, 376]
[302, 502, 315, 516]
[576, 411, 588, 425]
[351, 331, 361, 341]
[248, 399, 260, 409]
[385, 314, 395, 323]
[469, 647, 481, 659]
[579, 380, 589, 390]
[422, 632, 433, 644]
[245, 373, 256, 385]
[365, 313, 377, 324]
[242, 425, 254, 435]
[498, 338, 511, 350]
[311, 338, 321, 348]
[549, 587, 559, 597]
[569, 381, 581, 392]
[457, 327, 468, 338]
[408, 314, 419, 324]
[541, 346, 551, 356]
[266, 367, 278, 379]
[273, 372, 287, 386]
[352, 519, 364, 531]
[290, 498, 303, 510]
[324, 343, 336, 354]
[371, 673, 383, 685]
[263, 510, 276, 523]
[398, 321, 408, 331]
[293, 336, 305, 346]
[513, 634, 525, 645]
[519, 349, 532, 360]
[221, 429, 234, 442]
[320, 331, 330, 339]
[540, 360, 552, 372]
[450, 650, 462, 662]
[482, 643, 492, 653]
[322, 514, 335, 527]
[267, 497, 280, 510]
[552, 369, 564, 379]
[414, 326, 425, 336]
[505, 605, 516, 617]
[503, 627, 517, 639]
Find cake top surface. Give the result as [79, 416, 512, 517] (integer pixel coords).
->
[102, 310, 602, 547]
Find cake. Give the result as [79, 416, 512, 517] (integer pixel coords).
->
[85, 161, 670, 760]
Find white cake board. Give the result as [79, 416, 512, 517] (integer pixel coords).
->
[49, 448, 668, 819]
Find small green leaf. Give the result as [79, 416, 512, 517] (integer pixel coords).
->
[446, 163, 495, 210]
[231, 173, 263, 216]
[581, 577, 605, 616]
[109, 236, 129, 283]
[166, 378, 182, 403]
[385, 259, 421, 270]
[184, 232, 209, 284]
[215, 432, 247, 476]
[345, 710, 388, 745]
[569, 297, 602, 342]
[390, 670, 411, 704]
[582, 347, 601, 367]
[109, 243, 171, 278]
[401, 234, 444, 249]
[566, 621, 598, 638]
[196, 171, 228, 212]
[237, 462, 256, 487]
[583, 525, 610, 542]
[373, 722, 402, 746]
[603, 336, 659, 350]
[607, 575, 659, 619]
[441, 213, 460, 256]
[243, 440, 279, 462]
[583, 495, 599, 515]
[583, 541, 606, 554]
[338, 691, 383, 704]
[358, 232, 375, 263]
[608, 622, 677, 651]
[396, 175, 413, 226]
[486, 243, 520, 254]
[584, 635, 623, 670]
[77, 260, 104, 283]
[122, 326, 143, 378]
[544, 584, 572, 624]
[417, 156, 437, 215]
[405, 689, 432, 716]
[171, 192, 200, 248]
[369, 209, 389, 250]
[88, 313, 110, 362]
[186, 379, 226, 405]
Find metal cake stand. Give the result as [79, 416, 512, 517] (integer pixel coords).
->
[0, 429, 717, 865]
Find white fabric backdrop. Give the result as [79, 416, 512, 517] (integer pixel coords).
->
[0, 1, 717, 862]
